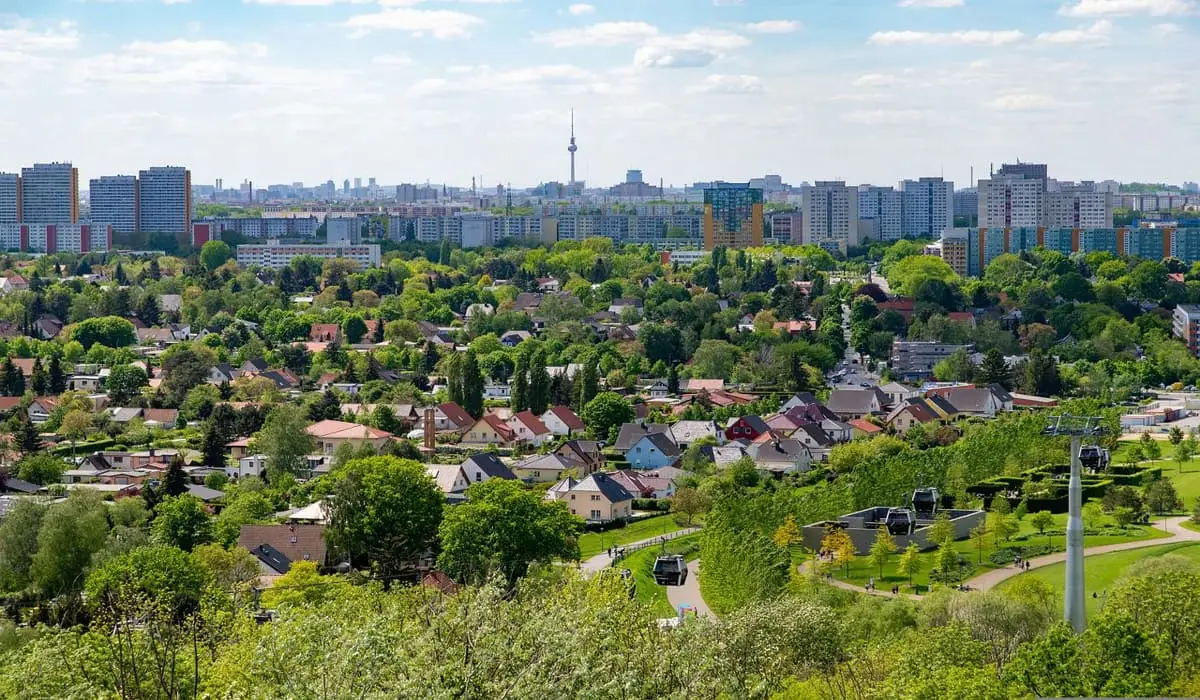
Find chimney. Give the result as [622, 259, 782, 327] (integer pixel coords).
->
[423, 407, 436, 452]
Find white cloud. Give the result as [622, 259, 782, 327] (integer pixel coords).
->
[986, 93, 1060, 110]
[634, 29, 749, 69]
[853, 73, 897, 87]
[687, 74, 763, 93]
[868, 29, 1025, 45]
[567, 3, 595, 15]
[344, 8, 484, 39]
[372, 53, 416, 66]
[1152, 21, 1184, 33]
[0, 20, 80, 52]
[245, 0, 372, 4]
[842, 109, 930, 124]
[407, 63, 602, 98]
[898, 0, 965, 6]
[743, 20, 802, 33]
[1059, 0, 1197, 16]
[712, 0, 744, 5]
[534, 21, 659, 47]
[1036, 19, 1114, 44]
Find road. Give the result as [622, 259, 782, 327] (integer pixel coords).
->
[804, 516, 1200, 599]
[666, 559, 713, 618]
[833, 303, 880, 388]
[578, 528, 699, 573]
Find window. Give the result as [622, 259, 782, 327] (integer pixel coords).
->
[570, 494, 575, 500]
[591, 494, 601, 501]
[590, 509, 601, 519]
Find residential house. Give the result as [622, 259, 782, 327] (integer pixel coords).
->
[158, 294, 182, 314]
[462, 414, 518, 446]
[512, 453, 586, 483]
[613, 423, 672, 452]
[109, 407, 144, 425]
[511, 292, 543, 312]
[773, 320, 817, 337]
[142, 408, 179, 428]
[35, 315, 64, 340]
[725, 415, 770, 443]
[8, 358, 33, 378]
[825, 388, 889, 420]
[499, 330, 533, 347]
[508, 411, 553, 446]
[607, 298, 643, 315]
[484, 382, 511, 399]
[942, 386, 1010, 418]
[258, 369, 300, 391]
[546, 472, 634, 524]
[886, 400, 941, 432]
[208, 363, 237, 384]
[791, 423, 836, 461]
[309, 324, 341, 343]
[0, 275, 28, 294]
[609, 469, 675, 499]
[536, 277, 561, 292]
[229, 455, 268, 480]
[849, 419, 884, 439]
[779, 393, 819, 413]
[226, 437, 252, 460]
[764, 412, 804, 436]
[241, 358, 269, 374]
[186, 483, 225, 504]
[682, 379, 724, 393]
[459, 453, 518, 485]
[625, 432, 681, 470]
[669, 420, 721, 448]
[709, 444, 747, 468]
[746, 436, 813, 474]
[878, 382, 918, 407]
[305, 420, 393, 455]
[645, 379, 670, 399]
[27, 397, 56, 424]
[425, 464, 471, 501]
[555, 440, 603, 474]
[435, 402, 475, 433]
[136, 327, 182, 347]
[239, 524, 328, 575]
[541, 406, 585, 437]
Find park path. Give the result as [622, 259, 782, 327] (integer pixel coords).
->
[579, 528, 699, 573]
[666, 560, 713, 618]
[804, 516, 1200, 599]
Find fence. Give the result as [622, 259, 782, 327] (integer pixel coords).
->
[608, 527, 699, 567]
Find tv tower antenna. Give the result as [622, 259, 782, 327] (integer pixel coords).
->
[568, 108, 578, 186]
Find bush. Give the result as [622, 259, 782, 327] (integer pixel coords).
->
[632, 498, 669, 512]
[989, 543, 1055, 566]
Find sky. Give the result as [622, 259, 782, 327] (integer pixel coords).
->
[0, 0, 1197, 190]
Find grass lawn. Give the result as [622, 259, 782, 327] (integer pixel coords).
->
[577, 514, 687, 560]
[620, 533, 701, 617]
[829, 511, 1168, 591]
[996, 541, 1200, 617]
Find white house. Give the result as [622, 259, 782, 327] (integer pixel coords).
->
[484, 382, 511, 399]
[229, 455, 269, 480]
[541, 406, 585, 437]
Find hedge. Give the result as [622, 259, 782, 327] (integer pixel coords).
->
[51, 438, 115, 457]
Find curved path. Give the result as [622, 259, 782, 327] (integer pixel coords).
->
[806, 516, 1200, 599]
[666, 560, 713, 618]
[579, 528, 699, 573]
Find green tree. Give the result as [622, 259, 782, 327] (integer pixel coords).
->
[671, 487, 711, 526]
[1139, 432, 1161, 461]
[341, 314, 367, 344]
[1031, 510, 1055, 546]
[978, 348, 1012, 389]
[0, 498, 44, 590]
[928, 510, 954, 546]
[200, 417, 229, 469]
[1168, 426, 1184, 446]
[70, 316, 137, 349]
[666, 363, 679, 396]
[199, 240, 233, 271]
[969, 522, 989, 563]
[580, 392, 634, 442]
[1144, 478, 1181, 515]
[896, 541, 921, 590]
[15, 415, 40, 454]
[59, 409, 91, 456]
[527, 348, 550, 415]
[461, 349, 484, 419]
[105, 364, 149, 405]
[213, 492, 275, 547]
[85, 544, 206, 620]
[933, 348, 975, 382]
[511, 350, 529, 413]
[868, 527, 897, 578]
[323, 456, 445, 579]
[14, 453, 65, 486]
[260, 559, 347, 608]
[152, 494, 213, 552]
[573, 352, 599, 410]
[1175, 435, 1197, 473]
[252, 404, 316, 480]
[47, 355, 65, 393]
[886, 255, 958, 296]
[29, 358, 47, 396]
[163, 453, 189, 497]
[31, 489, 109, 596]
[162, 346, 216, 407]
[437, 479, 581, 585]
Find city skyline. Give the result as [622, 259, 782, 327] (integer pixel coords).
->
[0, 0, 1197, 187]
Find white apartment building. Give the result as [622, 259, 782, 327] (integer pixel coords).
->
[1046, 182, 1113, 229]
[977, 176, 1045, 228]
[236, 241, 381, 269]
[901, 177, 954, 238]
[325, 217, 361, 245]
[0, 173, 18, 224]
[858, 186, 903, 241]
[21, 163, 78, 224]
[89, 175, 138, 235]
[461, 214, 495, 248]
[0, 223, 111, 253]
[138, 166, 191, 235]
[802, 181, 860, 252]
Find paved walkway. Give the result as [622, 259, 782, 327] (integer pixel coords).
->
[805, 517, 1200, 599]
[579, 528, 699, 573]
[666, 559, 713, 618]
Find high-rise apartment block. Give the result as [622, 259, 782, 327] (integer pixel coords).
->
[802, 181, 859, 253]
[901, 177, 954, 239]
[769, 212, 802, 245]
[20, 162, 78, 224]
[858, 186, 902, 241]
[89, 175, 138, 235]
[1046, 182, 1113, 229]
[138, 166, 191, 236]
[703, 183, 764, 250]
[977, 175, 1045, 228]
[1174, 304, 1200, 356]
[0, 173, 19, 224]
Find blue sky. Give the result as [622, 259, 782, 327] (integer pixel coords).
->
[0, 0, 1197, 190]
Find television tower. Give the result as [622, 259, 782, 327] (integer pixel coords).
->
[567, 109, 578, 186]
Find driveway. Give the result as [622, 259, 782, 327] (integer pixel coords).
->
[666, 559, 713, 618]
